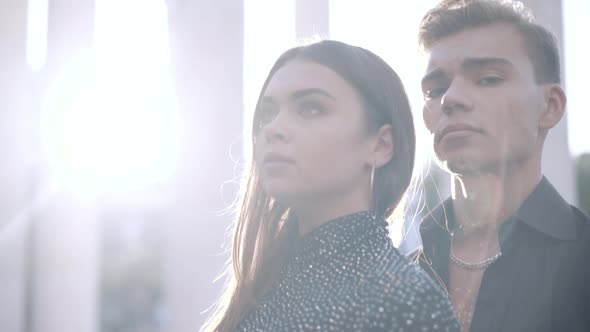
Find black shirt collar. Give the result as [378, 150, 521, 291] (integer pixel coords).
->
[515, 176, 576, 240]
[421, 176, 576, 242]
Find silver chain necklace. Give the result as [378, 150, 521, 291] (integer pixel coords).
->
[449, 223, 502, 270]
[449, 248, 502, 270]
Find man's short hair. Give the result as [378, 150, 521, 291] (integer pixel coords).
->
[418, 0, 561, 84]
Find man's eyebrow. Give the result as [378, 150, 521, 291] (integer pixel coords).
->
[421, 57, 514, 86]
[462, 57, 514, 70]
[421, 69, 448, 86]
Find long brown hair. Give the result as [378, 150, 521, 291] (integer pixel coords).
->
[201, 40, 415, 332]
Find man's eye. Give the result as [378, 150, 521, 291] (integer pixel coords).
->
[424, 87, 447, 100]
[478, 76, 503, 86]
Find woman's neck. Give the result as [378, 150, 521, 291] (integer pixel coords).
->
[293, 190, 372, 236]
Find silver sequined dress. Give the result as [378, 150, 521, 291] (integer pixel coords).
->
[236, 211, 461, 331]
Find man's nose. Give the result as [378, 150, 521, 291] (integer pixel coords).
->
[441, 79, 473, 115]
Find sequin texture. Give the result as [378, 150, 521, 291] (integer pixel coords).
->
[236, 211, 461, 331]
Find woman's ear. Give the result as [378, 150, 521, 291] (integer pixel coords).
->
[369, 124, 394, 168]
[539, 84, 566, 130]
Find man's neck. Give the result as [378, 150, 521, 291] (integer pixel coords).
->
[450, 163, 542, 238]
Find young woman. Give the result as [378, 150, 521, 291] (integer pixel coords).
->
[202, 40, 460, 331]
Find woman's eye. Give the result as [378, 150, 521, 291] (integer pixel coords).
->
[298, 102, 324, 117]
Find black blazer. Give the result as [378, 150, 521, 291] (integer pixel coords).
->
[419, 177, 590, 332]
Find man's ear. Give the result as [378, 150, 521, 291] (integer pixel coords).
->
[539, 84, 566, 130]
[369, 124, 394, 168]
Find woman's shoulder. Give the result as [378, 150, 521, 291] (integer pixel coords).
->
[354, 251, 461, 331]
[361, 251, 447, 301]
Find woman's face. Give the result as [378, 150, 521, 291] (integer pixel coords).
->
[254, 61, 377, 208]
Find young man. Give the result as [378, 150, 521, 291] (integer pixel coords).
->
[417, 1, 590, 331]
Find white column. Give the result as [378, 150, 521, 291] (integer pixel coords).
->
[30, 1, 99, 332]
[0, 225, 29, 332]
[296, 0, 330, 39]
[30, 194, 100, 332]
[0, 1, 37, 331]
[165, 0, 244, 330]
[522, 0, 575, 204]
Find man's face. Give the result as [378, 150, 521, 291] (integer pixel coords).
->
[421, 24, 546, 175]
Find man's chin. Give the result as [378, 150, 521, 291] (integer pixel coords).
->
[439, 157, 483, 175]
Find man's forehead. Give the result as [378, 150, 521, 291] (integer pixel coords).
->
[423, 24, 528, 74]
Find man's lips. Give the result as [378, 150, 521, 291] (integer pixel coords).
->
[436, 124, 482, 143]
